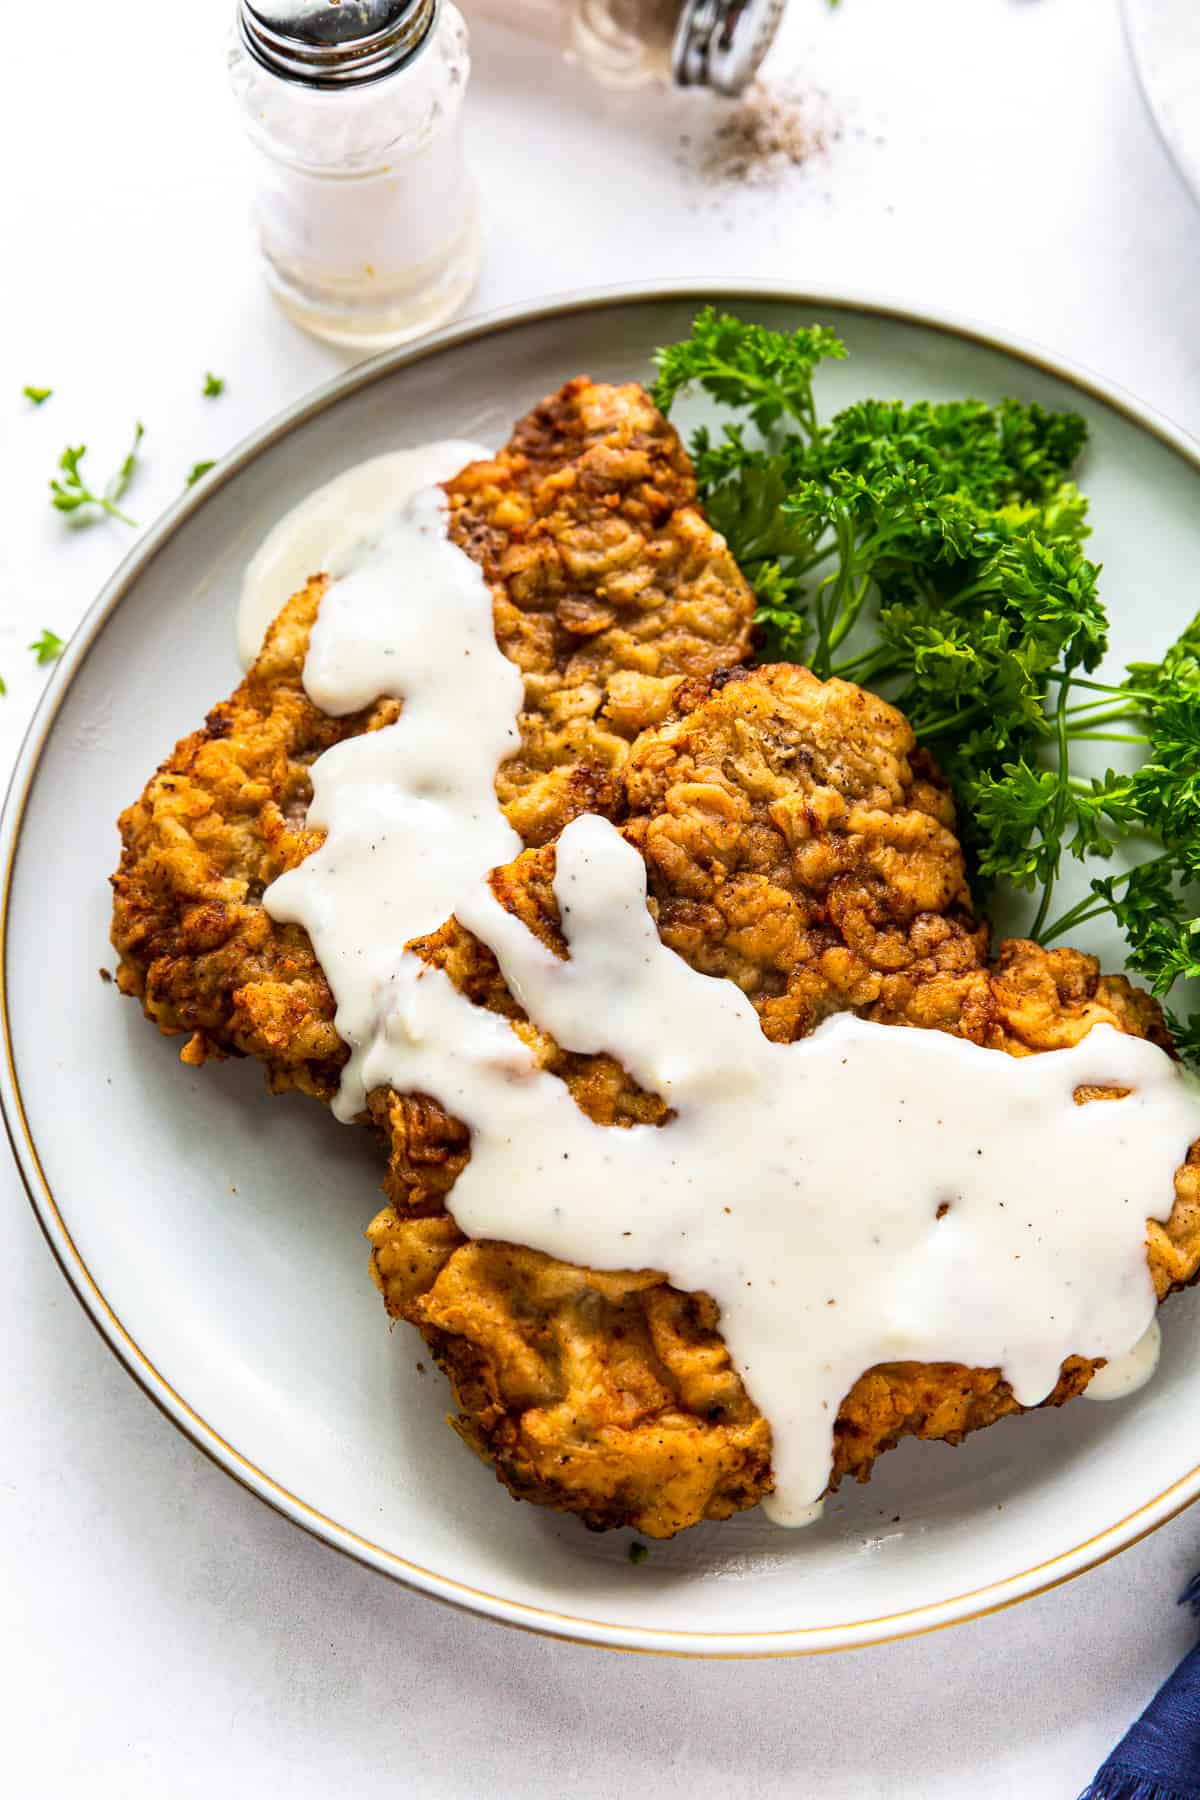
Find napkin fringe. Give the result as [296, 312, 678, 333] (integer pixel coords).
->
[1077, 1768, 1199, 1800]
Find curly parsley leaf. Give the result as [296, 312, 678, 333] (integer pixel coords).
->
[652, 306, 845, 438]
[29, 629, 65, 666]
[810, 397, 1087, 513]
[1126, 613, 1200, 703]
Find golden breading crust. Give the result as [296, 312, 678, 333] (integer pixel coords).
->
[450, 380, 757, 846]
[110, 379, 756, 1087]
[366, 665, 1200, 1537]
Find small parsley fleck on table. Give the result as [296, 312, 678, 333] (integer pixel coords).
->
[23, 385, 52, 405]
[186, 460, 216, 487]
[29, 629, 65, 666]
[203, 372, 225, 398]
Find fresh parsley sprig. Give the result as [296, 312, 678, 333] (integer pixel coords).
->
[653, 310, 1200, 1059]
[50, 422, 144, 526]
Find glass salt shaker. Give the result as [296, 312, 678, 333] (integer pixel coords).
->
[466, 0, 787, 93]
[229, 0, 481, 351]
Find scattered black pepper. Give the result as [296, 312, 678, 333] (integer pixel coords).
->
[693, 78, 832, 188]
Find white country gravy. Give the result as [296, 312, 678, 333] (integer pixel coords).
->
[264, 477, 522, 1123]
[259, 461, 1200, 1524]
[237, 441, 491, 669]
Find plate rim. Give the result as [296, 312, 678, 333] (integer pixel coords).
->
[7, 277, 1200, 1659]
[1122, 0, 1200, 212]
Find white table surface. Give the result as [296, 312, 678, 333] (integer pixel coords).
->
[5, 0, 1200, 1792]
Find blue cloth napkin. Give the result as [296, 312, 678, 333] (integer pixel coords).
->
[1078, 1580, 1200, 1800]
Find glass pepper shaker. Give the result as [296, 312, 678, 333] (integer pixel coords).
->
[229, 0, 481, 351]
[465, 0, 787, 93]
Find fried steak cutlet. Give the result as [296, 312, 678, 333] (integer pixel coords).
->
[110, 379, 756, 1090]
[110, 382, 1200, 1542]
[366, 664, 1200, 1537]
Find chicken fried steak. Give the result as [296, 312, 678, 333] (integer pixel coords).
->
[366, 665, 1200, 1537]
[111, 379, 756, 1088]
[110, 378, 1200, 1544]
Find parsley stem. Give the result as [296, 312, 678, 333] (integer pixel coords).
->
[1049, 673, 1158, 699]
[1040, 851, 1176, 944]
[788, 544, 839, 579]
[1050, 675, 1160, 709]
[811, 511, 856, 677]
[1029, 676, 1074, 940]
[1051, 678, 1073, 832]
[1065, 695, 1131, 714]
[826, 573, 874, 655]
[1047, 675, 1122, 694]
[812, 588, 829, 676]
[1029, 879, 1056, 942]
[1040, 901, 1109, 944]
[909, 700, 988, 739]
[1064, 704, 1143, 730]
[1067, 731, 1148, 744]
[1040, 885, 1114, 942]
[830, 646, 895, 682]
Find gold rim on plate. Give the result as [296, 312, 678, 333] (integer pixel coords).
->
[5, 281, 1200, 1658]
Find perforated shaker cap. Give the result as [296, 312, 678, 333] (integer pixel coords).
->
[673, 0, 787, 96]
[238, 0, 437, 87]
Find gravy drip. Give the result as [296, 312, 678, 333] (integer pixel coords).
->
[264, 477, 522, 1120]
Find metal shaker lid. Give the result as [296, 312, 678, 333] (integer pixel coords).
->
[673, 0, 787, 95]
[238, 0, 437, 87]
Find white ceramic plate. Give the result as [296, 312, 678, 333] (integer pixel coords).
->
[1124, 0, 1200, 207]
[7, 285, 1200, 1659]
